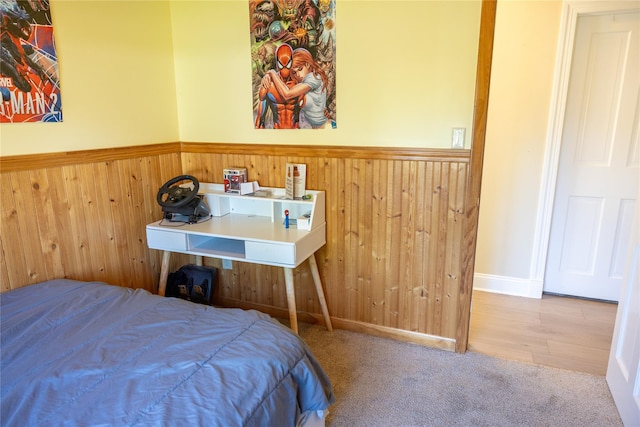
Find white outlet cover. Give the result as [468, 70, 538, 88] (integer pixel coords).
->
[452, 128, 465, 149]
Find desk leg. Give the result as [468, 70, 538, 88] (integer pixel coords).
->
[194, 255, 203, 266]
[158, 251, 171, 296]
[283, 267, 298, 334]
[308, 254, 333, 332]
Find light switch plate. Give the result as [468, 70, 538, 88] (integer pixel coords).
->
[452, 128, 465, 149]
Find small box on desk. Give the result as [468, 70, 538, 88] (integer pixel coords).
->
[285, 163, 306, 199]
[296, 212, 311, 230]
[224, 168, 248, 194]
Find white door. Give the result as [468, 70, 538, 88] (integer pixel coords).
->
[606, 202, 640, 427]
[545, 11, 640, 301]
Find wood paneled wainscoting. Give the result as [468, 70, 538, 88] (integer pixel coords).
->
[181, 143, 471, 351]
[0, 143, 186, 294]
[1, 142, 473, 352]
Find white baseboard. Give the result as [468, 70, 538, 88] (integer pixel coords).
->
[473, 273, 543, 298]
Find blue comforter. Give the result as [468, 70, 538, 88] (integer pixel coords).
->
[0, 279, 334, 426]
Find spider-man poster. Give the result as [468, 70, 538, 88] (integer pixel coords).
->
[0, 0, 62, 123]
[250, 0, 336, 129]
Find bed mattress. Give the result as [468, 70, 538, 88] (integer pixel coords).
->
[0, 279, 334, 426]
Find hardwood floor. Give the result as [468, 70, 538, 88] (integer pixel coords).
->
[468, 290, 618, 376]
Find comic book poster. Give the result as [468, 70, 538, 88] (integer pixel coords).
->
[0, 0, 62, 123]
[249, 0, 336, 129]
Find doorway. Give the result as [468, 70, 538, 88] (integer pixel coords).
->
[532, 1, 640, 300]
[544, 9, 639, 301]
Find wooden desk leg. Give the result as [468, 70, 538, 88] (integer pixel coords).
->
[283, 267, 299, 334]
[308, 254, 333, 332]
[158, 251, 171, 296]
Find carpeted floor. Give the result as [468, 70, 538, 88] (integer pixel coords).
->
[297, 323, 623, 427]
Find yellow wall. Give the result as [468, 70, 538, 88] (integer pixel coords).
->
[475, 0, 562, 287]
[170, 0, 481, 147]
[0, 0, 481, 156]
[0, 0, 179, 156]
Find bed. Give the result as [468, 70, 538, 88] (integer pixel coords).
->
[0, 279, 334, 426]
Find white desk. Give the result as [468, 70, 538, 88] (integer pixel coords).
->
[146, 186, 332, 334]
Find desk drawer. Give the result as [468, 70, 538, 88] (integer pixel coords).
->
[147, 229, 187, 251]
[245, 241, 295, 265]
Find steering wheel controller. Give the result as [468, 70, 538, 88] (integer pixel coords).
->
[157, 175, 200, 208]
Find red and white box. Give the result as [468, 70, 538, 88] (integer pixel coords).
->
[223, 168, 248, 194]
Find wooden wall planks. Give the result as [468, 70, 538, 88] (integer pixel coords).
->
[1, 147, 184, 293]
[1, 143, 470, 349]
[180, 143, 470, 342]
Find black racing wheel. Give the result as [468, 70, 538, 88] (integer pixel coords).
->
[157, 175, 200, 208]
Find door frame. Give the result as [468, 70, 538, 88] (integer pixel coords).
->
[456, 0, 497, 353]
[529, 0, 640, 298]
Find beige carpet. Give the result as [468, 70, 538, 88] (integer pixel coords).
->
[297, 323, 622, 427]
